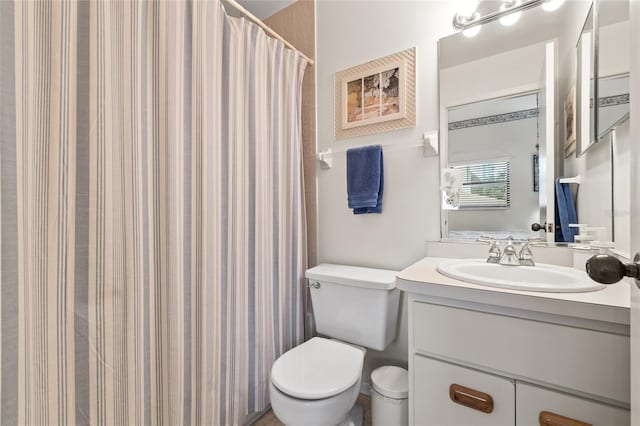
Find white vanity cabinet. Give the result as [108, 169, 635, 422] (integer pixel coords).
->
[414, 354, 515, 425]
[515, 382, 629, 426]
[408, 300, 630, 426]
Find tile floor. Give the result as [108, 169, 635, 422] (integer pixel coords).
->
[253, 394, 372, 426]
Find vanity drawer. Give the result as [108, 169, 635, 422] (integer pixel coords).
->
[412, 302, 630, 403]
[516, 382, 629, 426]
[413, 354, 515, 426]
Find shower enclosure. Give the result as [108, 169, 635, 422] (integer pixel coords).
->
[0, 1, 307, 424]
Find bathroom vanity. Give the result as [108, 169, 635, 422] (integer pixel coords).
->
[398, 257, 630, 426]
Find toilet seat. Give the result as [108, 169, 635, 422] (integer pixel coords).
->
[271, 337, 365, 400]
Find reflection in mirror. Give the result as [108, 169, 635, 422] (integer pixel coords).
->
[576, 4, 596, 154]
[597, 0, 629, 138]
[566, 0, 630, 252]
[438, 1, 605, 243]
[446, 94, 540, 241]
[440, 37, 554, 241]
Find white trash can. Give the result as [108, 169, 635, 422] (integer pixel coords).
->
[371, 366, 408, 426]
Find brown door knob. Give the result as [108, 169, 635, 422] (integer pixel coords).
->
[586, 254, 640, 284]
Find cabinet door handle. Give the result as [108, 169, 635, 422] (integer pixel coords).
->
[539, 411, 592, 426]
[449, 384, 494, 414]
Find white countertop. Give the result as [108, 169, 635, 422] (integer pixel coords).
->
[397, 257, 630, 326]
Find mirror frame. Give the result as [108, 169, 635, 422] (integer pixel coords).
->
[595, 0, 630, 139]
[576, 0, 599, 157]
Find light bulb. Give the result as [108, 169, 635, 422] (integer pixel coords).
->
[500, 11, 521, 26]
[456, 0, 479, 18]
[542, 0, 565, 12]
[463, 25, 481, 38]
[499, 1, 521, 26]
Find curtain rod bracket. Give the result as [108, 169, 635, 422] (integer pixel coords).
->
[317, 150, 333, 169]
[222, 0, 314, 66]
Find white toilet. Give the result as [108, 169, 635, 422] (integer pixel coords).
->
[270, 264, 400, 426]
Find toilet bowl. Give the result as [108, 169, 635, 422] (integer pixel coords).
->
[270, 337, 366, 426]
[269, 377, 362, 426]
[269, 264, 400, 426]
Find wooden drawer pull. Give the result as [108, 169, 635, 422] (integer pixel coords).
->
[449, 383, 494, 413]
[539, 411, 592, 426]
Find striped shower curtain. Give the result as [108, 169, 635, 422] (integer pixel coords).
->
[0, 0, 308, 425]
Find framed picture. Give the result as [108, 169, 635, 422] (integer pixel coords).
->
[564, 83, 577, 157]
[341, 61, 406, 130]
[335, 48, 416, 140]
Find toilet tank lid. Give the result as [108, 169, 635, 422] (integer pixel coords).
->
[305, 264, 397, 290]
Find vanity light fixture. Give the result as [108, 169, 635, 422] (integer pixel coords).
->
[456, 0, 480, 18]
[463, 26, 482, 37]
[541, 0, 565, 12]
[463, 14, 482, 37]
[499, 1, 522, 26]
[453, 0, 564, 32]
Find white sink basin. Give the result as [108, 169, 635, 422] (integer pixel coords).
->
[436, 259, 606, 293]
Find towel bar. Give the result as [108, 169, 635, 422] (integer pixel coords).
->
[317, 131, 438, 170]
[558, 175, 580, 184]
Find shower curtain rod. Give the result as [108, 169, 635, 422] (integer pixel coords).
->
[223, 0, 315, 66]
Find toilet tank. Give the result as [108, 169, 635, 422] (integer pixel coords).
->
[305, 264, 400, 351]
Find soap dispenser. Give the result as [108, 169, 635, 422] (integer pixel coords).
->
[569, 224, 593, 249]
[589, 227, 614, 252]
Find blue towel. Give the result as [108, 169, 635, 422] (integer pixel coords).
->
[555, 180, 578, 242]
[346, 145, 384, 214]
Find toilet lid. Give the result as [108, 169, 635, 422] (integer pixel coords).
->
[271, 337, 364, 400]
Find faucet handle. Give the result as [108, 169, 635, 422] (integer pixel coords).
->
[487, 242, 501, 264]
[477, 236, 501, 263]
[477, 235, 496, 244]
[525, 237, 544, 244]
[518, 244, 535, 266]
[517, 238, 544, 266]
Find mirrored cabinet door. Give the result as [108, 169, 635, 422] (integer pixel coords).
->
[576, 4, 596, 155]
[437, 0, 627, 245]
[597, 0, 630, 138]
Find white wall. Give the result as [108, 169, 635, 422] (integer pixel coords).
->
[564, 118, 630, 252]
[316, 0, 457, 386]
[316, 1, 457, 271]
[565, 135, 614, 240]
[613, 120, 631, 256]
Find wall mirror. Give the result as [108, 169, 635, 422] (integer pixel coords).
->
[576, 4, 596, 155]
[577, 0, 630, 154]
[567, 0, 630, 252]
[597, 0, 630, 138]
[438, 1, 594, 242]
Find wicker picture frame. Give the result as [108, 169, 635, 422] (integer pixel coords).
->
[335, 47, 416, 140]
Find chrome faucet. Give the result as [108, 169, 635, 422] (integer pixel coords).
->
[478, 237, 543, 266]
[498, 238, 521, 266]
